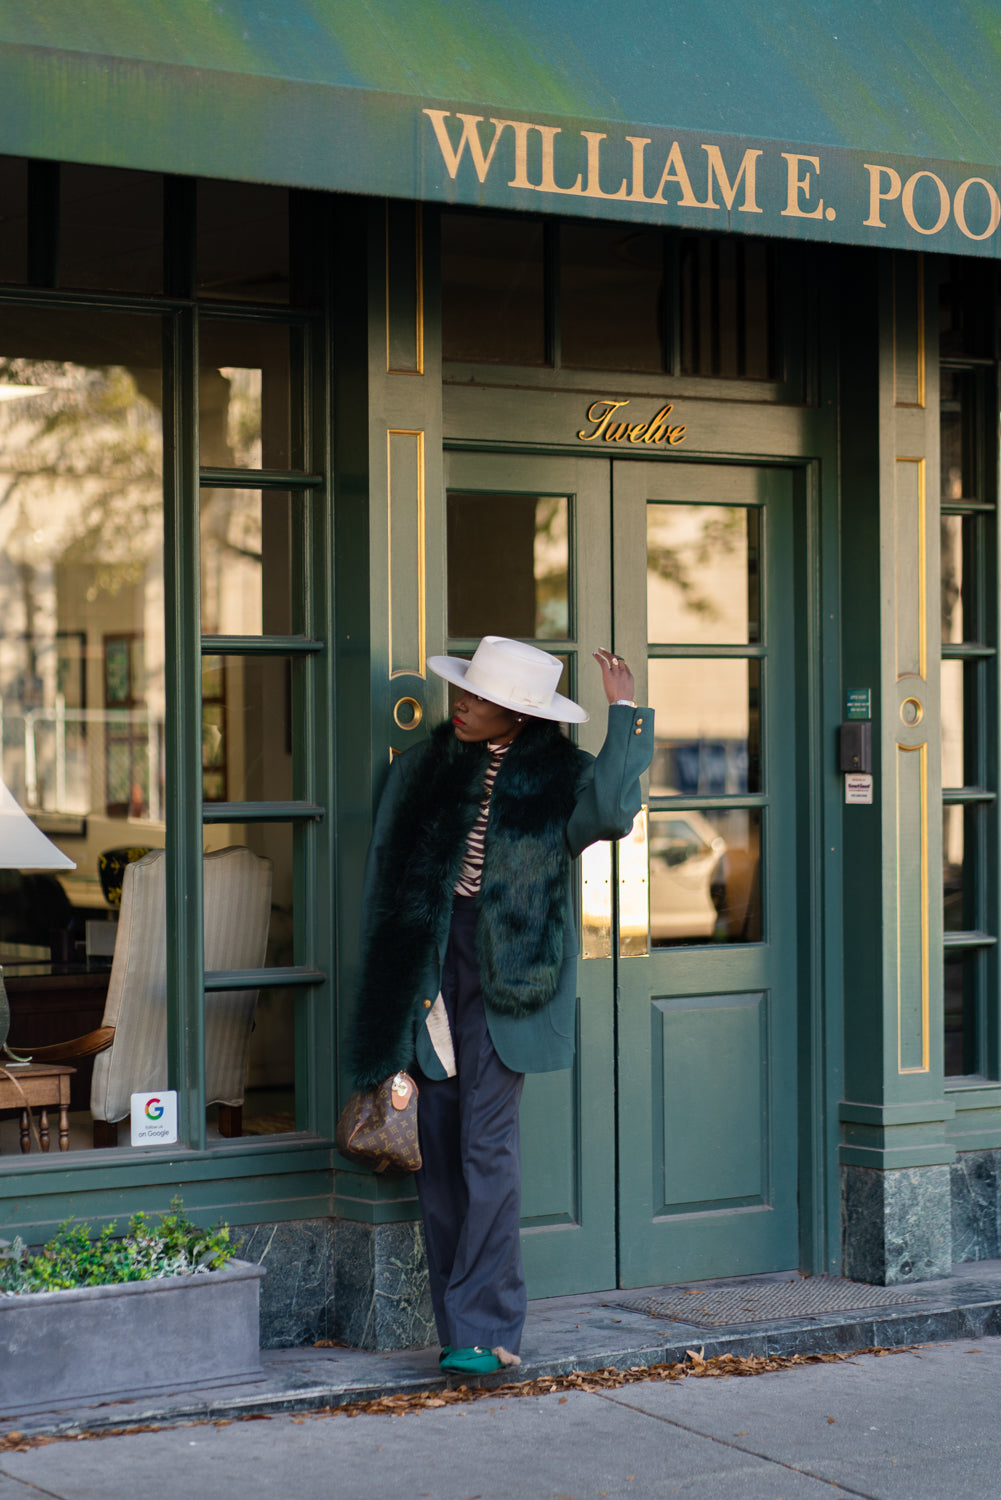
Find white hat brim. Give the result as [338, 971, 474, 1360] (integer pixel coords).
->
[428, 654, 589, 723]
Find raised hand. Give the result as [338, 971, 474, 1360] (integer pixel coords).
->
[592, 647, 635, 705]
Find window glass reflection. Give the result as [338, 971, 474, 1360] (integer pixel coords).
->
[649, 807, 761, 946]
[648, 658, 760, 794]
[647, 504, 759, 644]
[941, 658, 965, 788]
[944, 948, 979, 1076]
[940, 514, 964, 644]
[203, 823, 294, 973]
[0, 308, 165, 948]
[447, 492, 569, 639]
[200, 490, 292, 636]
[201, 655, 293, 803]
[199, 321, 291, 470]
[939, 369, 976, 498]
[943, 804, 968, 933]
[208, 989, 297, 1138]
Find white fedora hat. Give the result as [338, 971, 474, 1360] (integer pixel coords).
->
[429, 636, 589, 724]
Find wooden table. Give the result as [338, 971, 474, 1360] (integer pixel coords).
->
[3, 966, 110, 1111]
[0, 1064, 76, 1152]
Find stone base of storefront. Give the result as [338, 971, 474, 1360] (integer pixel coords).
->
[329, 1218, 434, 1352]
[241, 1216, 432, 1351]
[841, 1164, 953, 1284]
[841, 1152, 1001, 1285]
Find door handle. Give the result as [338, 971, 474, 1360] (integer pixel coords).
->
[393, 696, 423, 731]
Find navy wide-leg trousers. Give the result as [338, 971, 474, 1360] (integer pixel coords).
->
[414, 895, 527, 1353]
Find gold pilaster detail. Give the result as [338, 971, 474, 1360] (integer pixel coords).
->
[893, 253, 925, 408]
[387, 429, 426, 678]
[385, 203, 424, 375]
[894, 457, 927, 680]
[897, 741, 929, 1074]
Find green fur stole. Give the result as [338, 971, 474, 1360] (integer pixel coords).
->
[350, 719, 580, 1088]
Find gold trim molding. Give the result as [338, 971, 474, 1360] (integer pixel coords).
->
[897, 741, 929, 1074]
[385, 202, 424, 375]
[387, 429, 427, 678]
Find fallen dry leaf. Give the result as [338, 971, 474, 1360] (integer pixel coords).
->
[0, 1344, 917, 1446]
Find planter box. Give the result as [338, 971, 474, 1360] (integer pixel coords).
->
[0, 1259, 265, 1415]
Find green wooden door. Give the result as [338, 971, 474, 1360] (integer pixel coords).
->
[613, 461, 800, 1286]
[443, 452, 801, 1294]
[444, 450, 618, 1296]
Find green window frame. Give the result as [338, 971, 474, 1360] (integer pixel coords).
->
[940, 357, 999, 1080]
[0, 164, 336, 1222]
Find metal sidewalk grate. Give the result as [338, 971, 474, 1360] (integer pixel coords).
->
[614, 1275, 933, 1327]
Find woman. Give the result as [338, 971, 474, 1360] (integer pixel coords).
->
[348, 635, 653, 1375]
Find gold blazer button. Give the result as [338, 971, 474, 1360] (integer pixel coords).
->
[423, 998, 433, 1009]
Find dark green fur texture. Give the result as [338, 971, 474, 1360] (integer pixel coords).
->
[350, 719, 580, 1088]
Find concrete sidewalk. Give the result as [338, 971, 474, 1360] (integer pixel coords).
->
[1, 1337, 1000, 1498]
[4, 1258, 1001, 1442]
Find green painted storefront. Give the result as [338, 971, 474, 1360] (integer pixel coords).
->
[0, 3, 998, 1347]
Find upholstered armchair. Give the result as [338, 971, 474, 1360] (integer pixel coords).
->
[30, 846, 272, 1147]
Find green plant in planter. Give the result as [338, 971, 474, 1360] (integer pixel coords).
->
[0, 1197, 239, 1295]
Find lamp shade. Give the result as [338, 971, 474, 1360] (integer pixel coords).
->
[0, 781, 76, 871]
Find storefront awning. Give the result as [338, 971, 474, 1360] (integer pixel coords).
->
[2, 0, 1001, 257]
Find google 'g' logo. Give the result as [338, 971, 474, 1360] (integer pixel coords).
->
[145, 1097, 164, 1121]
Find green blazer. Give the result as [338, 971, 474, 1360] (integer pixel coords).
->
[361, 703, 653, 1079]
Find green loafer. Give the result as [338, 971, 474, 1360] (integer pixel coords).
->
[439, 1345, 503, 1375]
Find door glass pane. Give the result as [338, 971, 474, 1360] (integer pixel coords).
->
[648, 659, 761, 794]
[447, 492, 569, 639]
[941, 659, 965, 788]
[649, 806, 761, 946]
[200, 489, 293, 636]
[648, 504, 760, 644]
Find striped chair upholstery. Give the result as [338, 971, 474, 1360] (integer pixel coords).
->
[90, 846, 273, 1126]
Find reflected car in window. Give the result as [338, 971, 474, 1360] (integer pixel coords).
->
[649, 810, 727, 942]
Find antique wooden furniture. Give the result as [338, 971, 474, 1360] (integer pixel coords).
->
[5, 967, 111, 1111]
[30, 847, 272, 1147]
[0, 1064, 76, 1152]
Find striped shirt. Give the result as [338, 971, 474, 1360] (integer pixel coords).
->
[453, 740, 512, 896]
